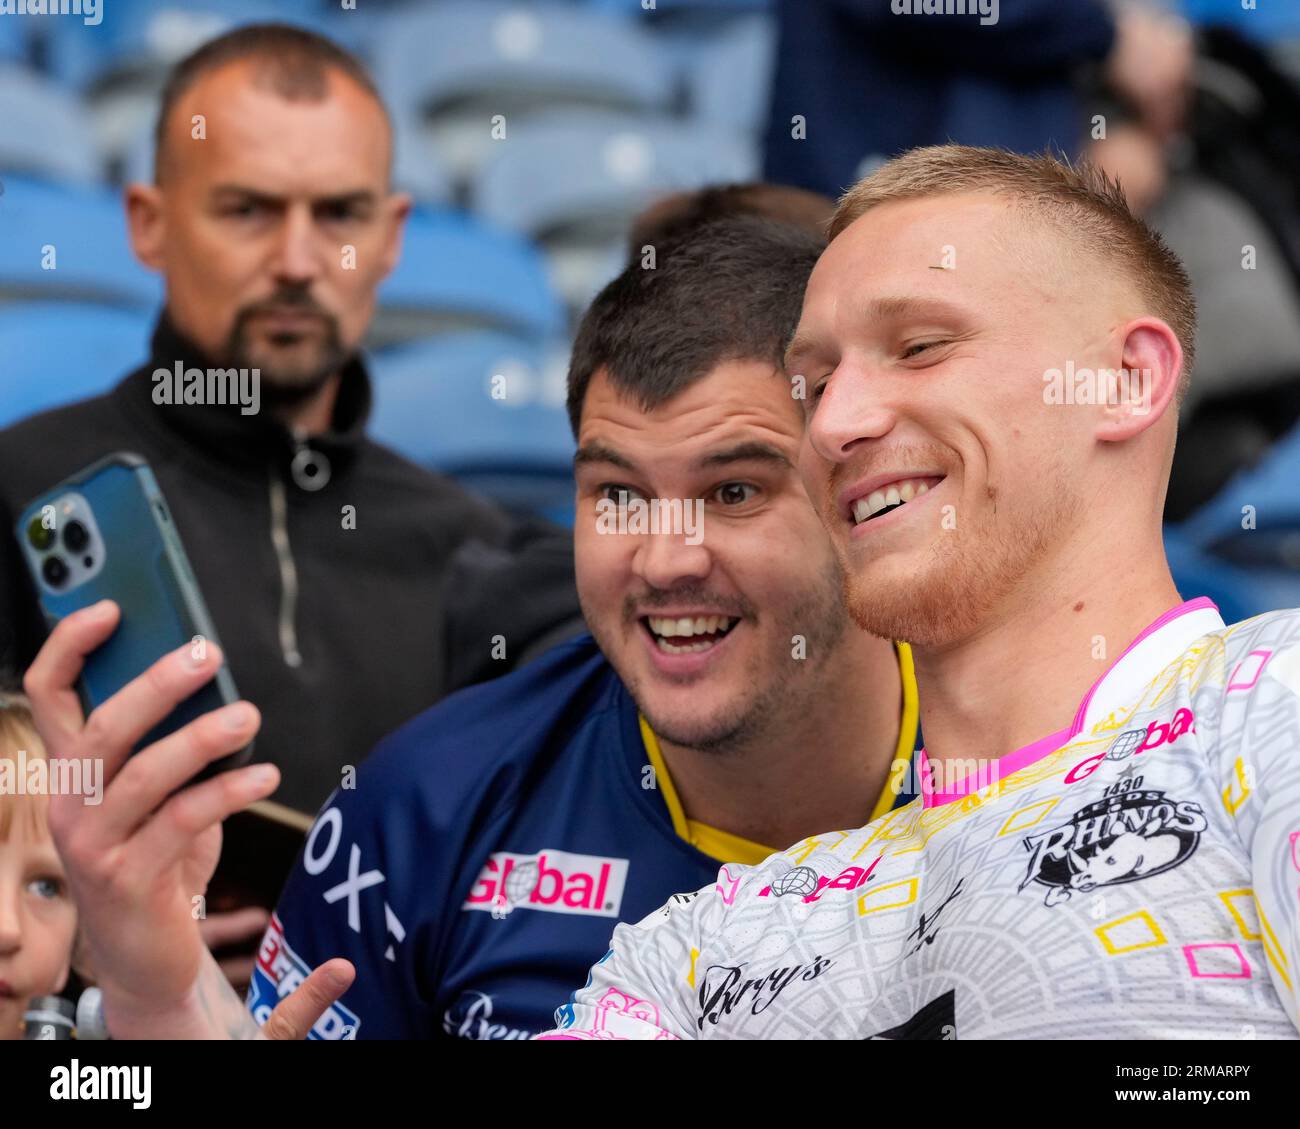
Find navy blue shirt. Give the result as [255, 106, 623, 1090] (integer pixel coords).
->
[248, 635, 916, 1039]
[764, 0, 1116, 197]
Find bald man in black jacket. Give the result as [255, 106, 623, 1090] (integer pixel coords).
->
[0, 25, 579, 820]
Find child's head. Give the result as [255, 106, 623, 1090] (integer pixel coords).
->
[0, 692, 77, 1039]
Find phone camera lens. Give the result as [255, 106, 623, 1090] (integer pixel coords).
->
[62, 520, 89, 553]
[42, 556, 69, 588]
[26, 516, 54, 551]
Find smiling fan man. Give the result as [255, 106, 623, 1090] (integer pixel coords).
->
[24, 216, 921, 1040]
[539, 145, 1300, 1040]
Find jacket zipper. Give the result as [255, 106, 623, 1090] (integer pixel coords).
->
[268, 470, 303, 668]
[268, 429, 330, 670]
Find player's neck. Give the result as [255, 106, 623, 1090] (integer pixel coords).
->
[913, 530, 1182, 777]
[655, 634, 902, 850]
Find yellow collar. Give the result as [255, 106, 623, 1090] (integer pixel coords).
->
[640, 641, 918, 865]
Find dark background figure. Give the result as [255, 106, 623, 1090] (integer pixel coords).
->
[762, 0, 1198, 199]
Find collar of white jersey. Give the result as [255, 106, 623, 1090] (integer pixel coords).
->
[918, 596, 1224, 808]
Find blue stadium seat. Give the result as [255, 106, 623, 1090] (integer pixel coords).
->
[0, 302, 152, 429]
[0, 177, 160, 310]
[372, 2, 673, 188]
[1174, 419, 1300, 577]
[472, 111, 759, 239]
[472, 109, 757, 314]
[550, 237, 626, 323]
[1164, 526, 1300, 624]
[0, 14, 28, 66]
[0, 65, 100, 185]
[1179, 0, 1300, 41]
[587, 0, 773, 17]
[390, 115, 455, 207]
[683, 15, 776, 135]
[44, 0, 327, 89]
[45, 0, 339, 177]
[1165, 417, 1300, 618]
[372, 207, 564, 348]
[369, 331, 575, 523]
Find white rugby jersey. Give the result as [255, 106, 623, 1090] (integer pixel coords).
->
[540, 599, 1300, 1039]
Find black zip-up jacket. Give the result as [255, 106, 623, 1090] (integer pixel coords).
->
[0, 316, 580, 814]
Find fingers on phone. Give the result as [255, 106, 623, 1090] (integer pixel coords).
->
[78, 640, 230, 783]
[260, 960, 356, 1041]
[23, 600, 123, 741]
[92, 699, 260, 846]
[130, 759, 278, 877]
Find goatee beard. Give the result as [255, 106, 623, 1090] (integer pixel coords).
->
[225, 296, 350, 409]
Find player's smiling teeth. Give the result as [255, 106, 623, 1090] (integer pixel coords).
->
[647, 615, 737, 653]
[852, 478, 933, 525]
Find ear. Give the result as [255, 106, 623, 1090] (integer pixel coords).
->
[376, 190, 413, 282]
[1095, 318, 1182, 443]
[124, 182, 167, 273]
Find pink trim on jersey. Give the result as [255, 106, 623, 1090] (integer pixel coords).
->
[919, 596, 1220, 809]
[1067, 596, 1219, 735]
[920, 726, 1071, 808]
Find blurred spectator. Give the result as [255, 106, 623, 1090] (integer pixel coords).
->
[626, 182, 835, 257]
[1086, 25, 1300, 519]
[0, 28, 579, 886]
[763, 0, 1193, 196]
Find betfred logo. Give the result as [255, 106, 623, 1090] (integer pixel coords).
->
[248, 913, 360, 1039]
[463, 849, 629, 918]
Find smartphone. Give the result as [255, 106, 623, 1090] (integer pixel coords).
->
[14, 451, 252, 776]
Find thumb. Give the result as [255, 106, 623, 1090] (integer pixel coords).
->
[258, 959, 356, 1041]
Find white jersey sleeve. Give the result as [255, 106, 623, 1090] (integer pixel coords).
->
[537, 869, 743, 1040]
[1206, 609, 1300, 1030]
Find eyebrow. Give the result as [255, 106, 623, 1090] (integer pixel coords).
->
[573, 440, 792, 474]
[783, 330, 821, 375]
[785, 295, 971, 371]
[573, 442, 637, 472]
[210, 185, 378, 209]
[696, 442, 791, 470]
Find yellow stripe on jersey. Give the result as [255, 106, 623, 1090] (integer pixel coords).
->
[640, 716, 775, 866]
[871, 640, 919, 823]
[641, 639, 919, 865]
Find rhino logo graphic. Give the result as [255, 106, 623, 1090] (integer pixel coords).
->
[1018, 777, 1207, 907]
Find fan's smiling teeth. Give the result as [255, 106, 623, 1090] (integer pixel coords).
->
[645, 615, 738, 653]
[852, 478, 935, 525]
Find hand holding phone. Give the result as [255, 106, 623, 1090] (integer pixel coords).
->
[24, 605, 352, 1040]
[23, 603, 272, 1035]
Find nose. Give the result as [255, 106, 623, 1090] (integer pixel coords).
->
[270, 203, 326, 286]
[805, 364, 898, 464]
[632, 515, 712, 591]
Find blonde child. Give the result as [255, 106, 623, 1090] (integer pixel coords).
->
[0, 692, 78, 1039]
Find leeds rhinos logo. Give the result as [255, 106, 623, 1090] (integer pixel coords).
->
[1018, 777, 1207, 907]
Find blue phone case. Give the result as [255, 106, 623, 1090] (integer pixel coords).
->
[15, 451, 251, 774]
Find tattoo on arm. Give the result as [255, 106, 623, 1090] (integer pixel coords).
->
[195, 949, 262, 1040]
